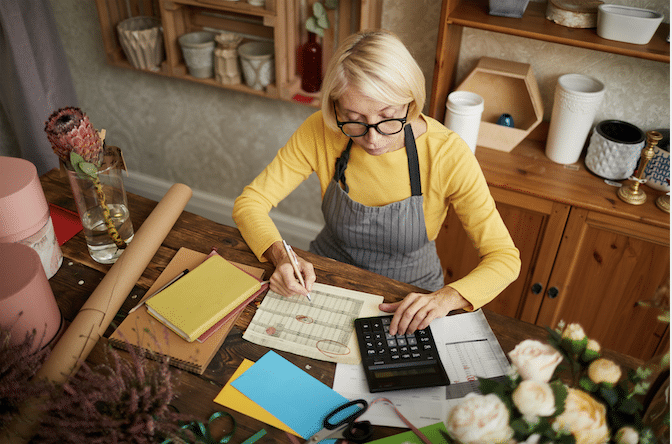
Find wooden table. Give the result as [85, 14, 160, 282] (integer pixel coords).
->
[40, 168, 644, 442]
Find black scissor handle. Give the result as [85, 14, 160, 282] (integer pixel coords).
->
[324, 399, 368, 430]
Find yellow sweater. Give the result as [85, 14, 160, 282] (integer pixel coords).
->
[233, 111, 520, 309]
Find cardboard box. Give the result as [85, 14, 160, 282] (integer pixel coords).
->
[455, 57, 543, 152]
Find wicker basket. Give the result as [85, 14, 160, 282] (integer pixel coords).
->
[117, 16, 164, 71]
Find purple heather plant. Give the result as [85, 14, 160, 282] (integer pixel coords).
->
[34, 342, 197, 444]
[0, 324, 53, 438]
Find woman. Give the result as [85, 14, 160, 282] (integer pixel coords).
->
[233, 30, 520, 336]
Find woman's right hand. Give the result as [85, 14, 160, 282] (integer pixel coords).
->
[264, 241, 316, 298]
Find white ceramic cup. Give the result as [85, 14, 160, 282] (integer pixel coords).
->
[545, 74, 606, 164]
[444, 91, 484, 154]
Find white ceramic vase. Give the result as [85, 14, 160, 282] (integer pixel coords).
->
[545, 74, 606, 164]
[444, 91, 484, 154]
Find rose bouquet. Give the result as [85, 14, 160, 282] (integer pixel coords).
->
[445, 322, 669, 444]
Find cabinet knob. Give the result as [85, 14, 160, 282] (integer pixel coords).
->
[547, 287, 560, 299]
[531, 283, 543, 295]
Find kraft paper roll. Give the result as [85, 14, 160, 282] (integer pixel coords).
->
[7, 183, 192, 444]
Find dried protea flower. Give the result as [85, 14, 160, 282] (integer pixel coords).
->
[44, 106, 127, 250]
[44, 107, 103, 166]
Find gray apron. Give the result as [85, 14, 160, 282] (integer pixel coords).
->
[309, 125, 445, 291]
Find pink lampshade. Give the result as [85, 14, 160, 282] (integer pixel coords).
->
[0, 242, 62, 352]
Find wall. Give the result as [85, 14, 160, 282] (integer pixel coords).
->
[1, 0, 669, 249]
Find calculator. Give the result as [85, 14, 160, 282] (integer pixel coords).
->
[354, 315, 450, 393]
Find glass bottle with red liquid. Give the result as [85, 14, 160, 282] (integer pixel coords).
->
[300, 32, 322, 93]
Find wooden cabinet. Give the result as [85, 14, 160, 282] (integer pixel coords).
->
[430, 0, 670, 361]
[94, 0, 381, 106]
[436, 138, 670, 361]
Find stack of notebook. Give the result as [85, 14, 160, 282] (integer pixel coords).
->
[110, 247, 266, 374]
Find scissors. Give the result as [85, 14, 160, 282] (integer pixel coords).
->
[306, 399, 373, 443]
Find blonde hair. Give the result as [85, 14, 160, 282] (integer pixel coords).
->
[320, 29, 425, 132]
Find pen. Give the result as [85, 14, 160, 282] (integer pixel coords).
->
[128, 269, 189, 314]
[282, 240, 311, 302]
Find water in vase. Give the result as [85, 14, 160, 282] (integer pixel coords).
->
[81, 203, 134, 264]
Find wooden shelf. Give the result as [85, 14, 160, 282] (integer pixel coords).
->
[94, 0, 382, 107]
[449, 0, 669, 63]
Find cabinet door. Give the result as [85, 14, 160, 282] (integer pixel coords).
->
[536, 208, 670, 361]
[436, 187, 570, 320]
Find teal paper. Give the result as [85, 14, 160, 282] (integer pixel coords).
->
[231, 351, 347, 440]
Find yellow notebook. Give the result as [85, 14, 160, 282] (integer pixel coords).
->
[146, 254, 262, 342]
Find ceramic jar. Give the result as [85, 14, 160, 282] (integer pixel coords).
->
[585, 120, 646, 180]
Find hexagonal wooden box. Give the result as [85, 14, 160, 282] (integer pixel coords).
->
[455, 57, 543, 152]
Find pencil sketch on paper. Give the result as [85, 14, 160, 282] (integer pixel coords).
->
[242, 283, 384, 364]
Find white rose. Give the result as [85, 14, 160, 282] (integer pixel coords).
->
[446, 393, 514, 444]
[553, 388, 610, 444]
[615, 426, 639, 444]
[512, 380, 556, 423]
[562, 323, 587, 341]
[588, 358, 622, 385]
[508, 339, 563, 382]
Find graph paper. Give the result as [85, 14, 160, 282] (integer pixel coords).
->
[243, 283, 384, 364]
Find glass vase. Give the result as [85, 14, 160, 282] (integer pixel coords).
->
[66, 146, 134, 264]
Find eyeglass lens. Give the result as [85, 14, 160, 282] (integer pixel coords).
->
[340, 119, 405, 137]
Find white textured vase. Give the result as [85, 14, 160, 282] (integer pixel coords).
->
[545, 74, 606, 164]
[585, 120, 645, 180]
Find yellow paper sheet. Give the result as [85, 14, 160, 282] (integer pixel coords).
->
[214, 359, 300, 436]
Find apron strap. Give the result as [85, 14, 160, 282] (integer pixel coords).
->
[404, 125, 422, 196]
[335, 126, 421, 196]
[334, 138, 354, 193]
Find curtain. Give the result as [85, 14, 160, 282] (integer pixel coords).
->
[0, 0, 77, 175]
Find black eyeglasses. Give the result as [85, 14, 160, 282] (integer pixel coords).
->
[334, 103, 409, 137]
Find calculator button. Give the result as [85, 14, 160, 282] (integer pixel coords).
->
[374, 332, 384, 340]
[381, 317, 391, 325]
[390, 353, 400, 360]
[412, 352, 421, 359]
[401, 352, 411, 359]
[387, 339, 397, 347]
[407, 337, 417, 345]
[361, 321, 371, 331]
[372, 320, 383, 330]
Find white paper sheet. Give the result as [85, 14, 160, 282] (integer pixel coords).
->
[243, 283, 383, 364]
[332, 309, 511, 428]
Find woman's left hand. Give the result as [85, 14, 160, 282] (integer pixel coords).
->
[379, 286, 471, 335]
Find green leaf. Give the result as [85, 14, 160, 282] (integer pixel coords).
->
[70, 151, 84, 167]
[579, 376, 597, 392]
[317, 13, 330, 29]
[617, 397, 643, 415]
[599, 385, 618, 407]
[306, 16, 324, 36]
[313, 2, 326, 18]
[550, 380, 567, 416]
[79, 161, 99, 180]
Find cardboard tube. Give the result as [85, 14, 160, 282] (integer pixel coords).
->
[5, 183, 192, 443]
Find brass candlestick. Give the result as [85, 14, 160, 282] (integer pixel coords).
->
[656, 194, 670, 213]
[617, 130, 663, 205]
